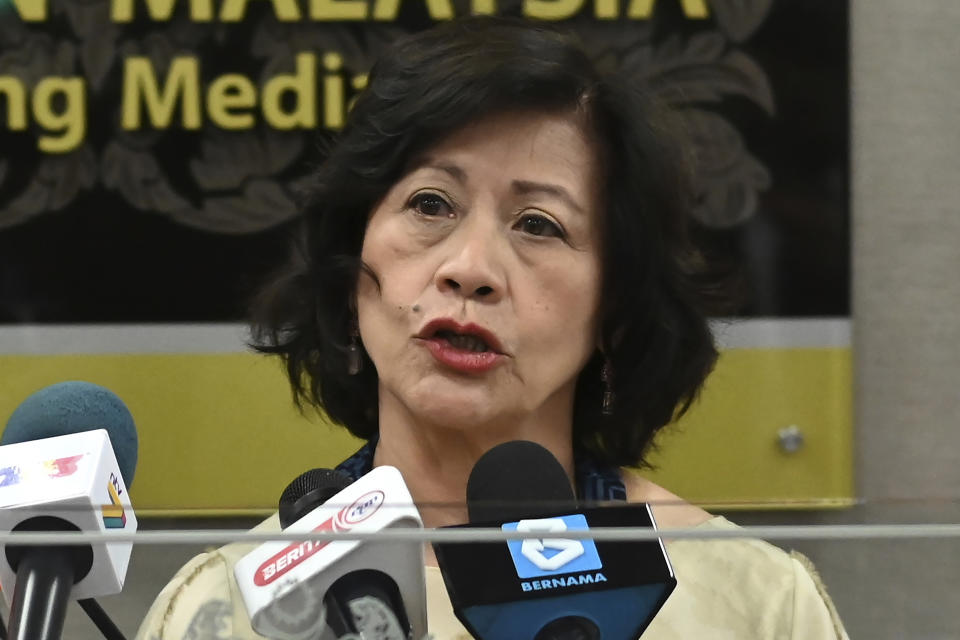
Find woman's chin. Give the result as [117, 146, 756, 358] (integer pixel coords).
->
[386, 371, 493, 414]
[414, 404, 501, 432]
[403, 391, 517, 433]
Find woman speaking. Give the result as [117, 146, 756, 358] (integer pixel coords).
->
[138, 17, 847, 639]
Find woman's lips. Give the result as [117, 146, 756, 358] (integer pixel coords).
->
[417, 319, 505, 354]
[415, 318, 507, 373]
[421, 338, 504, 373]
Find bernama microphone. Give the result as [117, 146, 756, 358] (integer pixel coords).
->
[235, 465, 427, 640]
[0, 381, 139, 640]
[434, 441, 677, 640]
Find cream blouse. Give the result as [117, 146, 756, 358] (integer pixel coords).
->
[135, 514, 848, 639]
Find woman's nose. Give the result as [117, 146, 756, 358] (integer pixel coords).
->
[434, 219, 505, 302]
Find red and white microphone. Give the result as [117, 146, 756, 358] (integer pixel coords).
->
[234, 466, 427, 640]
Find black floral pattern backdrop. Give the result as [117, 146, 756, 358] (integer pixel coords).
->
[0, 0, 848, 322]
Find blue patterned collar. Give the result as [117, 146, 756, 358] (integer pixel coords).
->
[335, 440, 626, 503]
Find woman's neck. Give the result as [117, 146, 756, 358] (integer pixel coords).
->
[371, 400, 575, 531]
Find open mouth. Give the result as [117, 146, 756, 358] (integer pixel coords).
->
[433, 329, 491, 353]
[418, 319, 505, 356]
[418, 319, 504, 372]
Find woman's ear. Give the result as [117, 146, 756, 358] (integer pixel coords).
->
[348, 289, 359, 316]
[595, 316, 615, 355]
[594, 310, 606, 355]
[600, 322, 628, 355]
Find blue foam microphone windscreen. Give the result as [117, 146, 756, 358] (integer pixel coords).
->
[3, 381, 139, 488]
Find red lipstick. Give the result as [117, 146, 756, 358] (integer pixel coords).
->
[416, 319, 506, 374]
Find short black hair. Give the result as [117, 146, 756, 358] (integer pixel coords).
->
[252, 16, 729, 469]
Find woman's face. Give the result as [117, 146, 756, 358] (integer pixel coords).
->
[357, 110, 604, 435]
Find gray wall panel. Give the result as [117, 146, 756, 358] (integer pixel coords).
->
[852, 0, 960, 498]
[752, 2, 960, 638]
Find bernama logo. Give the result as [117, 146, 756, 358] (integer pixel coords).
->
[521, 572, 608, 592]
[503, 515, 604, 582]
[254, 490, 385, 587]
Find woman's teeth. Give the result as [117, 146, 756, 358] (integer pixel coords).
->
[441, 333, 489, 352]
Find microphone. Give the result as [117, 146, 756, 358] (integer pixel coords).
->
[234, 465, 427, 640]
[280, 468, 416, 639]
[278, 468, 353, 530]
[433, 441, 676, 640]
[0, 381, 139, 640]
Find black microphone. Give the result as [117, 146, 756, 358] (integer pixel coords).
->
[278, 468, 353, 529]
[466, 440, 577, 524]
[434, 441, 676, 640]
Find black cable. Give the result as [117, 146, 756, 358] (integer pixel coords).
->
[78, 599, 128, 640]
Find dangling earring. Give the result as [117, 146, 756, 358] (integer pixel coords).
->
[347, 323, 362, 376]
[601, 360, 615, 416]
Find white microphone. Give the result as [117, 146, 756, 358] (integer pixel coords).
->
[0, 428, 137, 602]
[0, 381, 138, 640]
[234, 465, 427, 640]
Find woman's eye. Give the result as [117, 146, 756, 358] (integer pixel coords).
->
[516, 214, 564, 238]
[409, 193, 451, 217]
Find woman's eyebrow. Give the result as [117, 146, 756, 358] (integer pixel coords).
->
[405, 160, 584, 214]
[512, 180, 584, 215]
[408, 157, 467, 184]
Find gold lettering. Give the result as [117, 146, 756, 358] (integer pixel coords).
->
[523, 0, 585, 21]
[122, 57, 201, 129]
[471, 0, 496, 14]
[207, 74, 257, 129]
[9, 0, 48, 21]
[220, 0, 302, 22]
[372, 0, 452, 21]
[347, 73, 367, 113]
[33, 77, 86, 153]
[595, 0, 617, 18]
[111, 0, 214, 22]
[262, 53, 316, 129]
[627, 0, 708, 19]
[351, 73, 368, 91]
[322, 52, 344, 129]
[310, 0, 367, 20]
[0, 77, 28, 130]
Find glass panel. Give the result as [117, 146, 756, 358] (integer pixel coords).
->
[2, 501, 954, 639]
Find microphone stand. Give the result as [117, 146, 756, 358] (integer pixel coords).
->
[7, 547, 73, 640]
[79, 600, 127, 640]
[4, 549, 127, 640]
